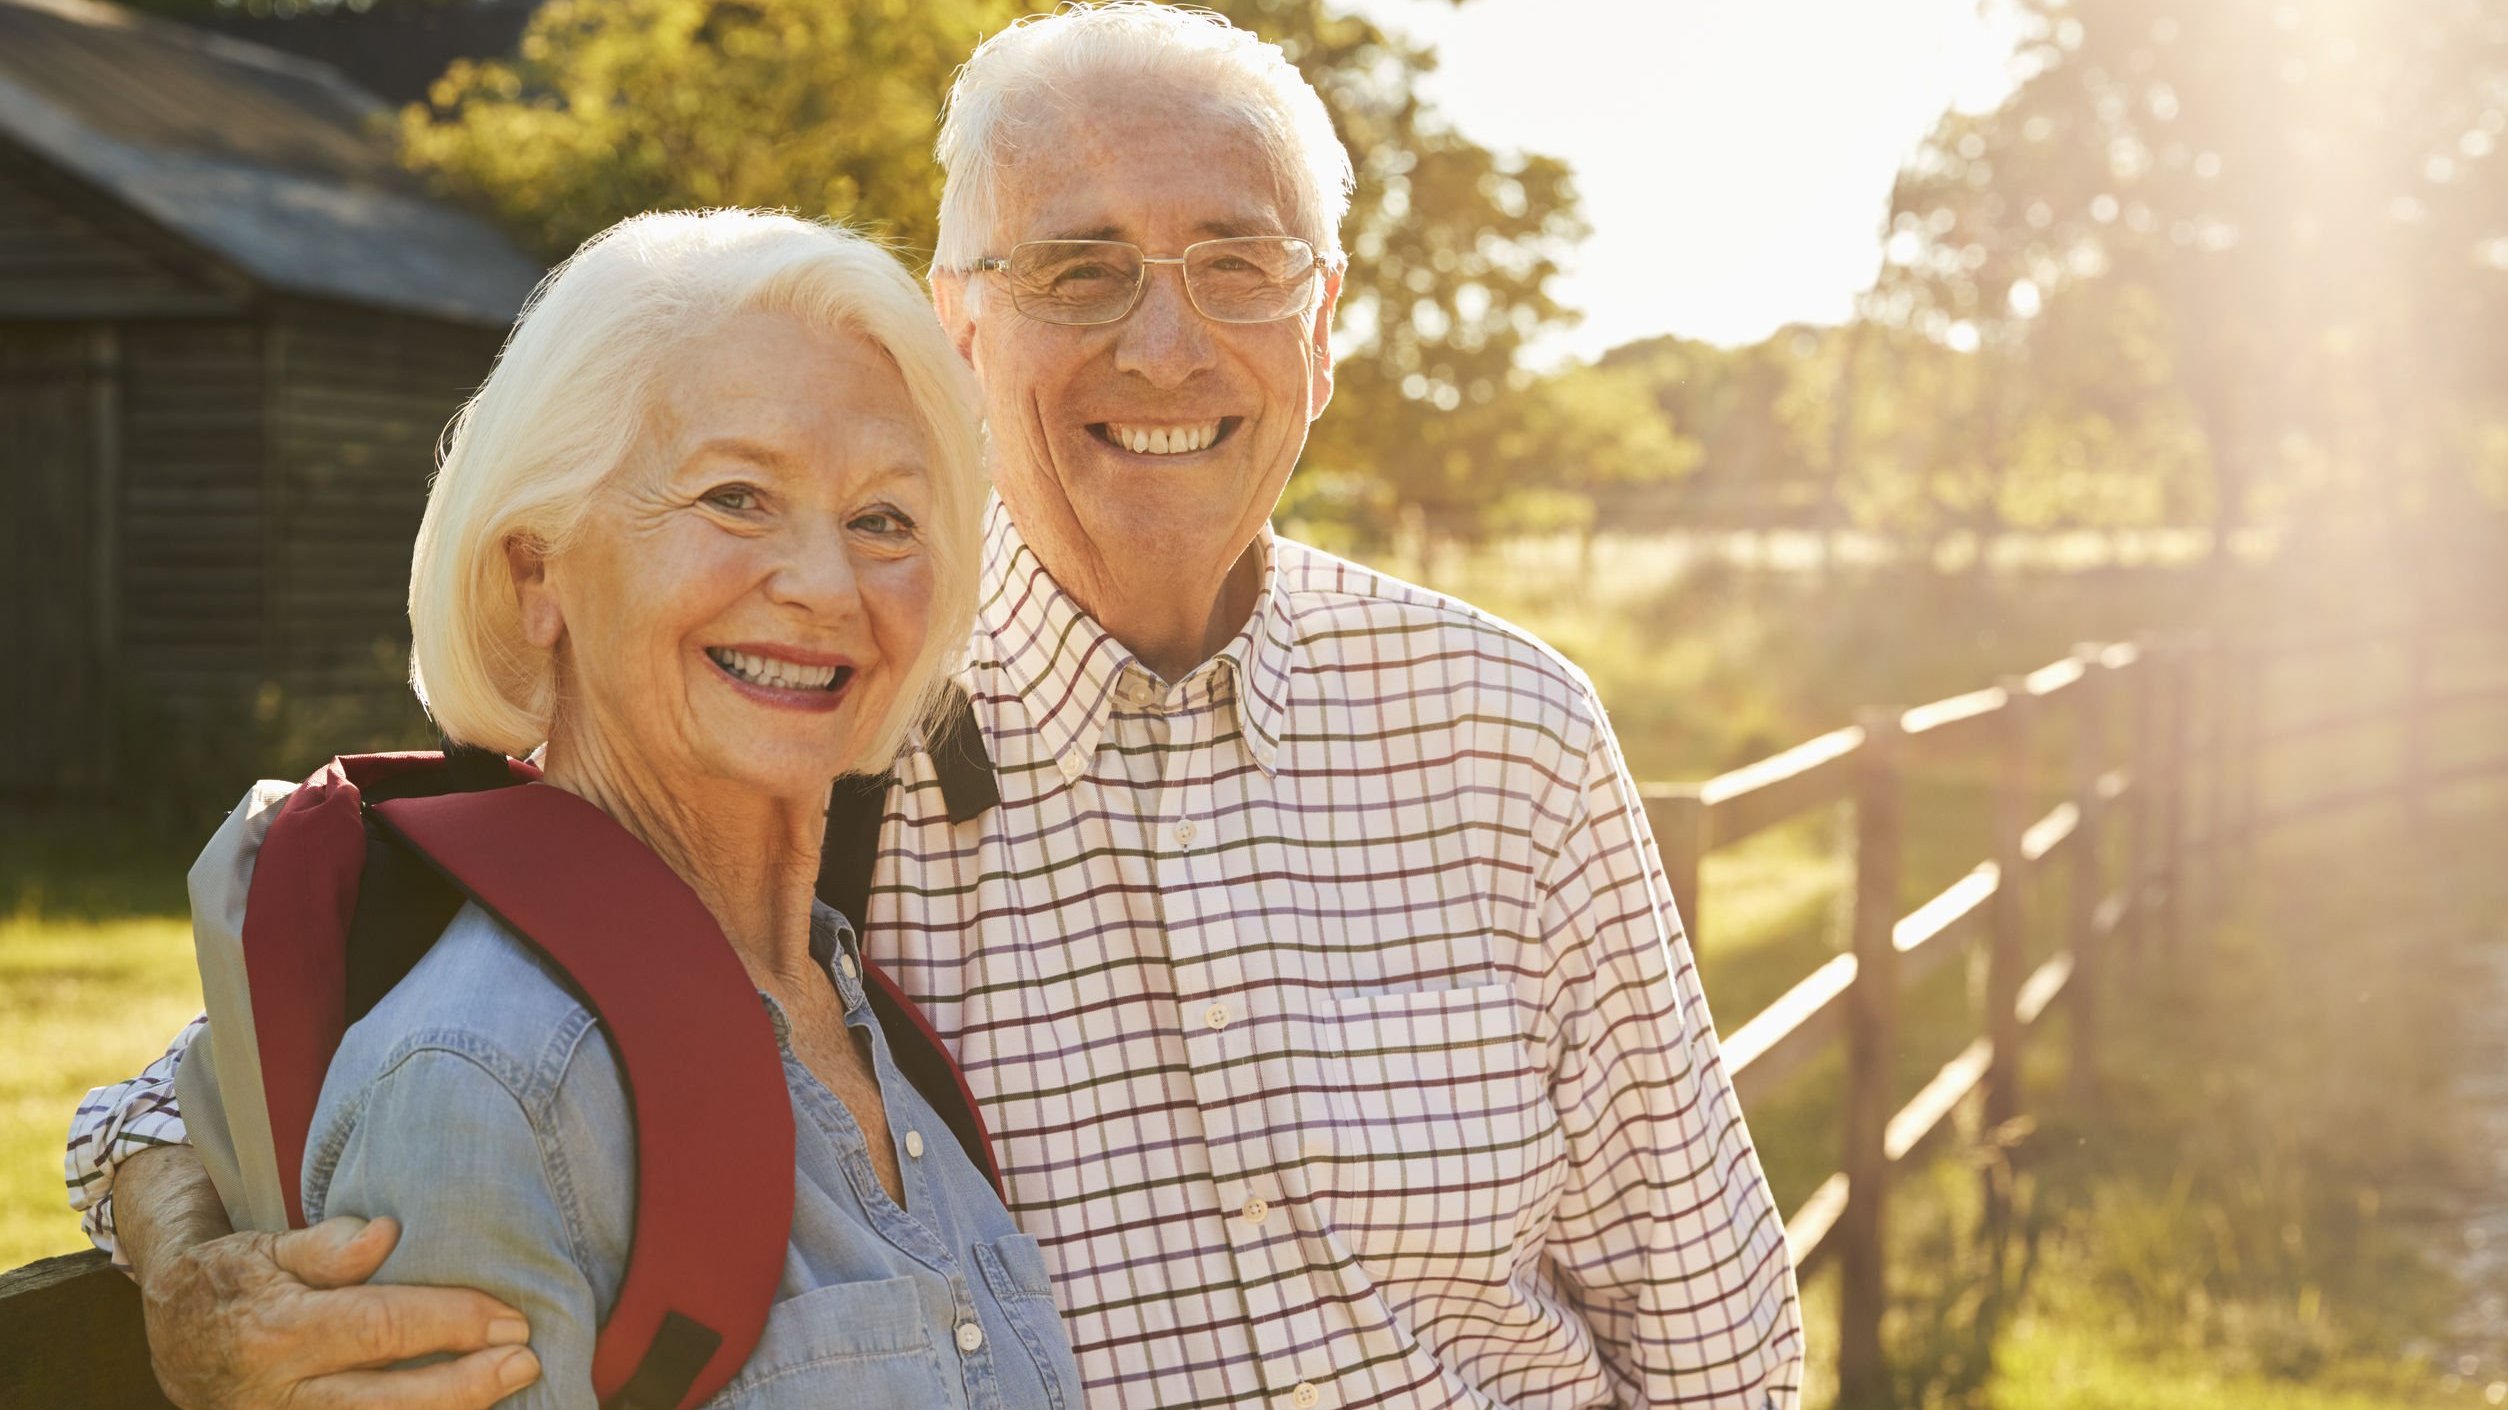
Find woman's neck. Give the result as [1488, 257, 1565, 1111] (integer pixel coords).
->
[536, 727, 828, 988]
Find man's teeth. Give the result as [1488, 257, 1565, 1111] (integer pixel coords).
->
[708, 648, 840, 690]
[1105, 420, 1221, 455]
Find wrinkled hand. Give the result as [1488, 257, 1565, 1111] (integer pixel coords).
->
[140, 1215, 539, 1410]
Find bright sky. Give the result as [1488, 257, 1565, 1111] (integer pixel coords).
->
[1339, 0, 2024, 360]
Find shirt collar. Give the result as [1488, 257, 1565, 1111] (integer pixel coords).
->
[976, 495, 1295, 779]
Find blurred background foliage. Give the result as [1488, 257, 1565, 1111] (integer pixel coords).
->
[111, 0, 2508, 565]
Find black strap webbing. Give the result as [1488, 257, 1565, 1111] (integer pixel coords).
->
[815, 685, 999, 1187]
[601, 1310, 722, 1410]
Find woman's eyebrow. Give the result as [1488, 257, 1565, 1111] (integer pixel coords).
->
[681, 436, 789, 469]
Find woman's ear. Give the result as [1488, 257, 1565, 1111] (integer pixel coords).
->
[506, 535, 565, 650]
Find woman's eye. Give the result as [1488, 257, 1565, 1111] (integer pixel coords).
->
[703, 485, 758, 512]
[851, 508, 916, 539]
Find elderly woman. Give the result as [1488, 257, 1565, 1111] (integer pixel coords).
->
[181, 210, 1078, 1408]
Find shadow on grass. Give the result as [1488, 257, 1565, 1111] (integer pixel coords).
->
[1814, 793, 2505, 1410]
[0, 814, 196, 923]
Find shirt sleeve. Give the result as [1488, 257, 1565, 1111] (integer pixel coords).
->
[318, 1047, 603, 1410]
[66, 1013, 204, 1270]
[1536, 701, 1804, 1409]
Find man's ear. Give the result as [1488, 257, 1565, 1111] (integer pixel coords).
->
[506, 535, 565, 651]
[931, 271, 979, 368]
[1306, 264, 1344, 422]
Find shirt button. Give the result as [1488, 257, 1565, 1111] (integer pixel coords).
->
[955, 1321, 984, 1354]
[837, 953, 858, 980]
[1058, 752, 1084, 781]
[1241, 1197, 1269, 1225]
[904, 1130, 925, 1159]
[1203, 1002, 1232, 1031]
[1292, 1382, 1321, 1409]
[1173, 818, 1197, 847]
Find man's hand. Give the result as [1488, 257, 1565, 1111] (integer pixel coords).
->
[140, 1216, 540, 1410]
[117, 1147, 538, 1410]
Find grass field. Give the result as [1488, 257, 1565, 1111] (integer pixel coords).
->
[3, 541, 2499, 1408]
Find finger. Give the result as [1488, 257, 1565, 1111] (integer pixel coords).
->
[293, 1346, 541, 1410]
[270, 1216, 394, 1288]
[317, 1283, 533, 1371]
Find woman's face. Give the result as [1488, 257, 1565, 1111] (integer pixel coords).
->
[515, 310, 940, 805]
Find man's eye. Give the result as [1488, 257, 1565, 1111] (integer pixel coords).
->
[1051, 264, 1116, 286]
[703, 485, 758, 512]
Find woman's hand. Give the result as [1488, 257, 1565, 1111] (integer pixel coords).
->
[121, 1149, 539, 1410]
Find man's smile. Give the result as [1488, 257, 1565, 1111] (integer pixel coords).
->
[1085, 416, 1244, 457]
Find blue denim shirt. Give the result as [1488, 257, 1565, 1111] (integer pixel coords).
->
[290, 900, 1078, 1410]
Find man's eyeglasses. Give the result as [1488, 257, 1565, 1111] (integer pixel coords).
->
[972, 236, 1330, 327]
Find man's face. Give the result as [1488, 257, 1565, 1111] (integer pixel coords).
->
[942, 83, 1340, 608]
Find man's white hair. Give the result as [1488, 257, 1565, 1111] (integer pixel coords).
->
[933, 2, 1355, 270]
[409, 210, 987, 772]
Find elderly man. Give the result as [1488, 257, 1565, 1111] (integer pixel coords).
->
[70, 6, 1801, 1407]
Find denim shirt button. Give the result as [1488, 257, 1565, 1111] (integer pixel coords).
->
[955, 1320, 985, 1353]
[905, 1129, 925, 1159]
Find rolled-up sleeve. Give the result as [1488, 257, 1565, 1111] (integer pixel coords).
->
[1538, 703, 1804, 1409]
[66, 1014, 204, 1268]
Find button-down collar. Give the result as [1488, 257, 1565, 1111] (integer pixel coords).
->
[975, 496, 1295, 782]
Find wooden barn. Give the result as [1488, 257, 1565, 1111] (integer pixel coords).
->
[0, 0, 541, 803]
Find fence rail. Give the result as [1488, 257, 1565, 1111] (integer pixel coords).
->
[1639, 611, 2508, 1405]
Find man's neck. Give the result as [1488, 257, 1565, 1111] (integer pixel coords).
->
[1079, 539, 1265, 684]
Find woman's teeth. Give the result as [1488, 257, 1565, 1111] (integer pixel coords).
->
[1104, 420, 1221, 455]
[708, 648, 842, 691]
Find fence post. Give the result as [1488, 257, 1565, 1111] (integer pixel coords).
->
[2403, 622, 2430, 832]
[2192, 631, 2223, 934]
[1985, 677, 2032, 1132]
[2157, 637, 2188, 955]
[1645, 784, 1709, 955]
[1983, 677, 2034, 1243]
[2067, 644, 2107, 1106]
[2125, 637, 2158, 963]
[2235, 635, 2265, 875]
[1839, 707, 1905, 1409]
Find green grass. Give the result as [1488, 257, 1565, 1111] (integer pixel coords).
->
[0, 909, 200, 1270]
[5, 538, 2499, 1410]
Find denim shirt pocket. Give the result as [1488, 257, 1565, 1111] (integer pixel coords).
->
[975, 1234, 1079, 1410]
[699, 1274, 951, 1410]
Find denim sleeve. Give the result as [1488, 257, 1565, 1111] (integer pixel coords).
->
[319, 1047, 601, 1410]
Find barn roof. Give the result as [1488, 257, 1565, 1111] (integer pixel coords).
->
[0, 0, 540, 327]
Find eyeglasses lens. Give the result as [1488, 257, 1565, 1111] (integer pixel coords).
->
[1005, 238, 1316, 325]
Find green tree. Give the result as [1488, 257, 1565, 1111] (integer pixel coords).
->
[394, 0, 1591, 540]
[1880, 0, 2508, 556]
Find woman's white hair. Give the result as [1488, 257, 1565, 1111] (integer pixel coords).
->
[932, 2, 1355, 270]
[409, 209, 987, 774]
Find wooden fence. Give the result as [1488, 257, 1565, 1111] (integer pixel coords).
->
[1638, 613, 2508, 1404]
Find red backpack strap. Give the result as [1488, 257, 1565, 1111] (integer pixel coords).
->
[858, 961, 1003, 1196]
[370, 785, 794, 1410]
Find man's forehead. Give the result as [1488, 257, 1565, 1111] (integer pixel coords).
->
[991, 86, 1298, 245]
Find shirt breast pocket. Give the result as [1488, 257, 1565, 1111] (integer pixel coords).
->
[699, 1274, 949, 1410]
[1313, 981, 1563, 1268]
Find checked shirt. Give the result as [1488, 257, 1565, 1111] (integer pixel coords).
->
[71, 499, 1800, 1409]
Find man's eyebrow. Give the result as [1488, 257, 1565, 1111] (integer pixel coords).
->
[1038, 223, 1127, 243]
[1196, 217, 1282, 240]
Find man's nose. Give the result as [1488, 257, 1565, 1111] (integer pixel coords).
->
[1111, 262, 1218, 388]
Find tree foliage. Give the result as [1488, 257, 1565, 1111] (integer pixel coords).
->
[1876, 0, 2508, 546]
[390, 0, 1596, 539]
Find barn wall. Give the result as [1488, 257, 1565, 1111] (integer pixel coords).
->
[0, 148, 246, 321]
[0, 326, 112, 797]
[117, 321, 270, 713]
[265, 301, 503, 737]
